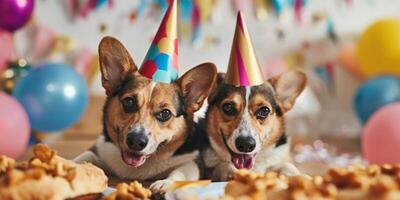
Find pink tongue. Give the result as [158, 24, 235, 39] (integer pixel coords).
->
[232, 154, 255, 169]
[122, 151, 146, 167]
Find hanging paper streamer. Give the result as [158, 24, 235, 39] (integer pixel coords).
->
[345, 0, 353, 6]
[326, 17, 338, 44]
[272, 0, 291, 20]
[73, 48, 95, 78]
[136, 0, 217, 45]
[31, 25, 56, 60]
[293, 0, 303, 24]
[179, 0, 193, 38]
[69, 0, 114, 18]
[313, 61, 335, 92]
[49, 35, 76, 60]
[191, 1, 201, 43]
[255, 0, 270, 21]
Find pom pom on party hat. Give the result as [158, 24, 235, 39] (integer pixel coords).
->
[224, 11, 265, 86]
[139, 0, 178, 83]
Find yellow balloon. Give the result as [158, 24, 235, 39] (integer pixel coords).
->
[357, 18, 400, 77]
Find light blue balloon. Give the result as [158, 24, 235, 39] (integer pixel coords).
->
[354, 76, 400, 124]
[13, 63, 88, 132]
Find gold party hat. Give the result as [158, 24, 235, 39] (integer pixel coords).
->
[224, 11, 264, 86]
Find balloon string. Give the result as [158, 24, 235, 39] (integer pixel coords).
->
[11, 33, 18, 60]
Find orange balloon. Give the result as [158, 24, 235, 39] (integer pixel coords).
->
[337, 43, 364, 80]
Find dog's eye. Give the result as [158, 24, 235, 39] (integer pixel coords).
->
[121, 97, 138, 113]
[222, 103, 237, 116]
[255, 106, 270, 120]
[156, 109, 172, 122]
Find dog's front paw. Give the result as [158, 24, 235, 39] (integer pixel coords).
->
[278, 163, 310, 178]
[212, 163, 236, 181]
[150, 179, 174, 194]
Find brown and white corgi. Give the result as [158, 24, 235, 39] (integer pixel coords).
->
[74, 36, 217, 192]
[202, 71, 307, 181]
[200, 11, 307, 181]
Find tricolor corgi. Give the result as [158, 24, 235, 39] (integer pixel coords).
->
[75, 36, 217, 192]
[201, 11, 307, 181]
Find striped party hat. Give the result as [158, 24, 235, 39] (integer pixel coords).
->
[224, 11, 264, 86]
[139, 0, 178, 83]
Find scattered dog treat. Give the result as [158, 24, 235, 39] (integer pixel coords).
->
[222, 164, 400, 200]
[102, 181, 152, 200]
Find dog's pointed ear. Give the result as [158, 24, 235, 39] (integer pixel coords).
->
[177, 62, 217, 113]
[268, 70, 307, 112]
[99, 36, 137, 96]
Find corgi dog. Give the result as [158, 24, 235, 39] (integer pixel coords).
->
[74, 37, 217, 192]
[200, 11, 307, 181]
[202, 71, 307, 181]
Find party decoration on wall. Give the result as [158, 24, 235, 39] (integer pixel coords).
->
[362, 103, 400, 164]
[192, 0, 218, 43]
[264, 58, 289, 78]
[136, 0, 217, 45]
[336, 43, 364, 80]
[0, 30, 16, 70]
[326, 17, 338, 44]
[0, 0, 35, 32]
[272, 0, 291, 19]
[31, 25, 56, 60]
[354, 76, 400, 124]
[255, 0, 270, 21]
[68, 0, 114, 18]
[357, 18, 400, 78]
[0, 59, 32, 94]
[225, 11, 264, 86]
[0, 91, 30, 158]
[286, 52, 305, 69]
[293, 0, 303, 24]
[50, 35, 77, 59]
[139, 0, 179, 83]
[73, 48, 100, 82]
[314, 66, 333, 91]
[13, 63, 89, 132]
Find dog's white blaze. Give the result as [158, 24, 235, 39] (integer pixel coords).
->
[127, 123, 157, 155]
[123, 81, 159, 155]
[150, 81, 157, 95]
[228, 86, 261, 154]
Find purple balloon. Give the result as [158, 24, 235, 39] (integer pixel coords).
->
[0, 0, 35, 32]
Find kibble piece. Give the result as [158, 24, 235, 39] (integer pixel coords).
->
[5, 169, 25, 186]
[370, 175, 398, 195]
[0, 156, 15, 173]
[33, 144, 56, 164]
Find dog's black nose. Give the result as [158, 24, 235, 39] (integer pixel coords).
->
[126, 132, 148, 151]
[235, 136, 256, 153]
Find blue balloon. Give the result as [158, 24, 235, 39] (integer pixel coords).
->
[354, 76, 400, 124]
[13, 63, 88, 132]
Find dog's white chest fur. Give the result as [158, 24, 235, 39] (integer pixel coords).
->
[75, 136, 198, 181]
[203, 142, 302, 180]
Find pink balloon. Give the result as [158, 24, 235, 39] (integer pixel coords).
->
[0, 91, 30, 158]
[0, 29, 16, 70]
[362, 103, 400, 164]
